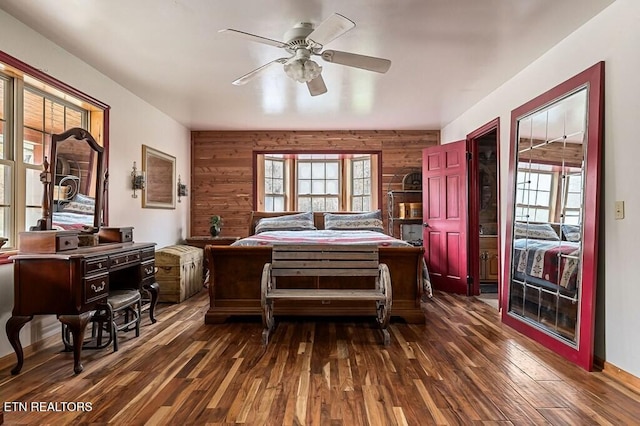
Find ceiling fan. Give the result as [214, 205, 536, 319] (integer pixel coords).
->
[219, 13, 391, 96]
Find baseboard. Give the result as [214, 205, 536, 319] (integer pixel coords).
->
[599, 358, 640, 394]
[0, 333, 60, 372]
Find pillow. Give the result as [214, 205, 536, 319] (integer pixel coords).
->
[324, 210, 384, 233]
[513, 222, 559, 241]
[53, 185, 70, 201]
[73, 193, 96, 205]
[61, 201, 95, 215]
[561, 224, 581, 242]
[254, 212, 316, 234]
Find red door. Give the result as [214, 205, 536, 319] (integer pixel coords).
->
[422, 141, 469, 294]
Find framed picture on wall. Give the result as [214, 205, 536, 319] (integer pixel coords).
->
[142, 145, 176, 209]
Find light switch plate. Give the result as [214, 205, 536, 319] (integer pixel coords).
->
[615, 201, 625, 220]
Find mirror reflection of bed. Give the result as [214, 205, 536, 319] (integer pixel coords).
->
[51, 133, 100, 230]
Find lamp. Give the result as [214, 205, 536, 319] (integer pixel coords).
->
[177, 175, 188, 202]
[131, 161, 145, 198]
[283, 49, 322, 83]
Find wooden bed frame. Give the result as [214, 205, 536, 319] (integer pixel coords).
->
[204, 212, 426, 324]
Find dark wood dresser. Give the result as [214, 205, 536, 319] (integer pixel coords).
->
[7, 242, 158, 375]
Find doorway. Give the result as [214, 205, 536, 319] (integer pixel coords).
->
[468, 119, 500, 305]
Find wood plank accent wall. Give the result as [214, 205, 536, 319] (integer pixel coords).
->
[190, 130, 439, 238]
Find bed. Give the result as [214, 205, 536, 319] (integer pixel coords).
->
[513, 238, 580, 295]
[52, 191, 96, 230]
[509, 222, 582, 336]
[204, 211, 431, 324]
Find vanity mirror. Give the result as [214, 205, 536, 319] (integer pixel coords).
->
[33, 127, 105, 231]
[501, 62, 603, 370]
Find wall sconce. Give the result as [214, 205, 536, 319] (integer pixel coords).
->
[177, 175, 188, 203]
[131, 161, 145, 198]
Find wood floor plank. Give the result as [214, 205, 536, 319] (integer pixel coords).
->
[2, 290, 640, 425]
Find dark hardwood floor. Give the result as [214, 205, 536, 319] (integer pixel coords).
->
[1, 289, 639, 425]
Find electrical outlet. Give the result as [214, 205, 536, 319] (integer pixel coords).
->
[615, 201, 625, 220]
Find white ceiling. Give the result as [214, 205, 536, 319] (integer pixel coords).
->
[0, 0, 615, 131]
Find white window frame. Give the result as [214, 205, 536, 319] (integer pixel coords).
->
[1, 52, 108, 253]
[256, 152, 379, 212]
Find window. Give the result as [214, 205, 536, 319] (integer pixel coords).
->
[515, 169, 553, 222]
[515, 163, 583, 224]
[1, 51, 108, 251]
[561, 172, 583, 225]
[264, 155, 285, 211]
[256, 152, 379, 212]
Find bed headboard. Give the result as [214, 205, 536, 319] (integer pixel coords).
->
[248, 211, 363, 235]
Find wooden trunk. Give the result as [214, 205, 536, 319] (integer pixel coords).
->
[155, 245, 203, 303]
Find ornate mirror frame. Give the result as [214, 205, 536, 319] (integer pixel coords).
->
[46, 128, 105, 230]
[501, 62, 604, 370]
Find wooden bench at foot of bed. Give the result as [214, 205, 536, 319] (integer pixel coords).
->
[261, 244, 392, 345]
[204, 245, 426, 324]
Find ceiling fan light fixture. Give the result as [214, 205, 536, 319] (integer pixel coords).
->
[284, 58, 322, 83]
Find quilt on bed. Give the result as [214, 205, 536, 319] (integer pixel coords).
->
[52, 211, 95, 230]
[513, 238, 580, 292]
[232, 229, 433, 298]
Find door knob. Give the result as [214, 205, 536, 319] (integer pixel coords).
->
[423, 223, 430, 228]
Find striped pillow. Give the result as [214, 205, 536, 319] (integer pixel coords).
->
[254, 212, 316, 234]
[324, 211, 384, 233]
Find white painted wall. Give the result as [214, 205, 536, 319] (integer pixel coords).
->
[0, 10, 191, 358]
[442, 0, 640, 377]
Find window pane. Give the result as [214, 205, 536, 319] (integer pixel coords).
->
[272, 178, 284, 194]
[326, 179, 339, 194]
[298, 197, 311, 211]
[353, 179, 364, 196]
[25, 207, 41, 231]
[23, 127, 46, 166]
[311, 180, 324, 194]
[536, 191, 550, 207]
[298, 162, 311, 179]
[325, 198, 339, 211]
[353, 160, 363, 178]
[326, 162, 339, 179]
[273, 196, 284, 211]
[265, 179, 274, 193]
[311, 162, 325, 179]
[25, 167, 43, 206]
[66, 108, 83, 129]
[24, 90, 43, 131]
[299, 179, 311, 194]
[0, 121, 5, 161]
[312, 198, 326, 211]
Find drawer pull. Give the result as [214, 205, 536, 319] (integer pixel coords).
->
[91, 281, 106, 292]
[145, 266, 154, 274]
[98, 262, 103, 269]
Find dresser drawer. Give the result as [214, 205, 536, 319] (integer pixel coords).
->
[84, 273, 109, 304]
[84, 256, 109, 275]
[109, 250, 141, 269]
[141, 259, 155, 279]
[141, 247, 155, 261]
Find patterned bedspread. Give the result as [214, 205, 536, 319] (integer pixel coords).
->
[514, 238, 580, 292]
[52, 211, 94, 230]
[232, 230, 433, 298]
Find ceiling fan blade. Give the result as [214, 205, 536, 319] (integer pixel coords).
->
[219, 29, 287, 48]
[307, 74, 328, 96]
[306, 13, 355, 48]
[321, 50, 391, 73]
[232, 58, 289, 85]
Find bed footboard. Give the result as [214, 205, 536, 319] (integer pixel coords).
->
[205, 245, 426, 324]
